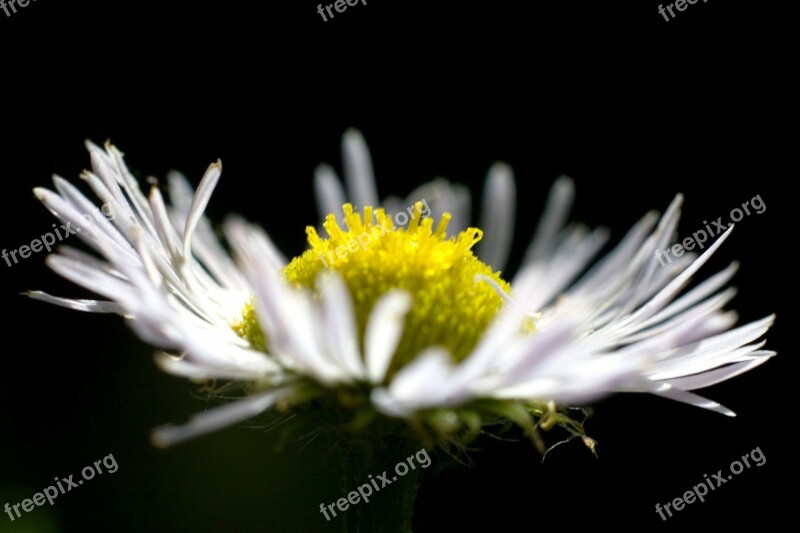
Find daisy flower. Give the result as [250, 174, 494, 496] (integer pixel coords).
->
[28, 133, 774, 455]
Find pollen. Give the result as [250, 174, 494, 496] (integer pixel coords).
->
[231, 298, 267, 353]
[279, 202, 511, 376]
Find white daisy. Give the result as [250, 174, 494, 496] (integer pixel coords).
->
[28, 135, 774, 451]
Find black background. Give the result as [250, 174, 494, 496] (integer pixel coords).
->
[0, 1, 792, 531]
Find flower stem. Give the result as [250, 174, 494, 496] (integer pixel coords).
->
[331, 437, 423, 533]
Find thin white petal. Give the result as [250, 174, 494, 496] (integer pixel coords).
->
[314, 164, 346, 223]
[568, 210, 659, 299]
[664, 355, 773, 391]
[476, 162, 515, 271]
[632, 262, 739, 332]
[34, 187, 139, 264]
[230, 235, 341, 382]
[523, 176, 574, 265]
[182, 161, 222, 259]
[148, 185, 183, 263]
[45, 254, 136, 305]
[151, 388, 291, 447]
[225, 216, 286, 272]
[648, 384, 736, 416]
[155, 353, 278, 381]
[365, 291, 412, 383]
[342, 129, 379, 209]
[493, 354, 641, 406]
[522, 226, 609, 312]
[179, 332, 282, 375]
[24, 291, 125, 314]
[317, 273, 366, 380]
[647, 315, 775, 379]
[618, 288, 738, 344]
[615, 224, 735, 330]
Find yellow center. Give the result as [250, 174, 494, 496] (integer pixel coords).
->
[236, 202, 511, 378]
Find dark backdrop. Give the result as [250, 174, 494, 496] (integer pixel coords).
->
[0, 1, 792, 531]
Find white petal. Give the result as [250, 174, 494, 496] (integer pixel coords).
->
[618, 288, 737, 344]
[372, 348, 462, 416]
[179, 333, 282, 375]
[568, 210, 659, 299]
[521, 226, 609, 312]
[493, 353, 641, 406]
[523, 176, 574, 265]
[365, 291, 412, 383]
[317, 273, 366, 380]
[255, 275, 343, 383]
[632, 262, 739, 332]
[342, 129, 379, 209]
[225, 216, 286, 272]
[477, 321, 579, 387]
[182, 161, 222, 259]
[647, 383, 736, 416]
[151, 388, 292, 447]
[314, 163, 347, 223]
[618, 215, 733, 330]
[664, 354, 773, 391]
[230, 233, 342, 382]
[45, 254, 137, 305]
[34, 186, 139, 264]
[147, 185, 183, 264]
[94, 143, 160, 239]
[155, 353, 278, 381]
[476, 162, 515, 271]
[24, 291, 125, 314]
[647, 315, 775, 380]
[609, 194, 684, 320]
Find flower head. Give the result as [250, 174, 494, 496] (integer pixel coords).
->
[29, 132, 775, 451]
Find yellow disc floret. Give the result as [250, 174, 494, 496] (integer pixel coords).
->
[280, 201, 510, 377]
